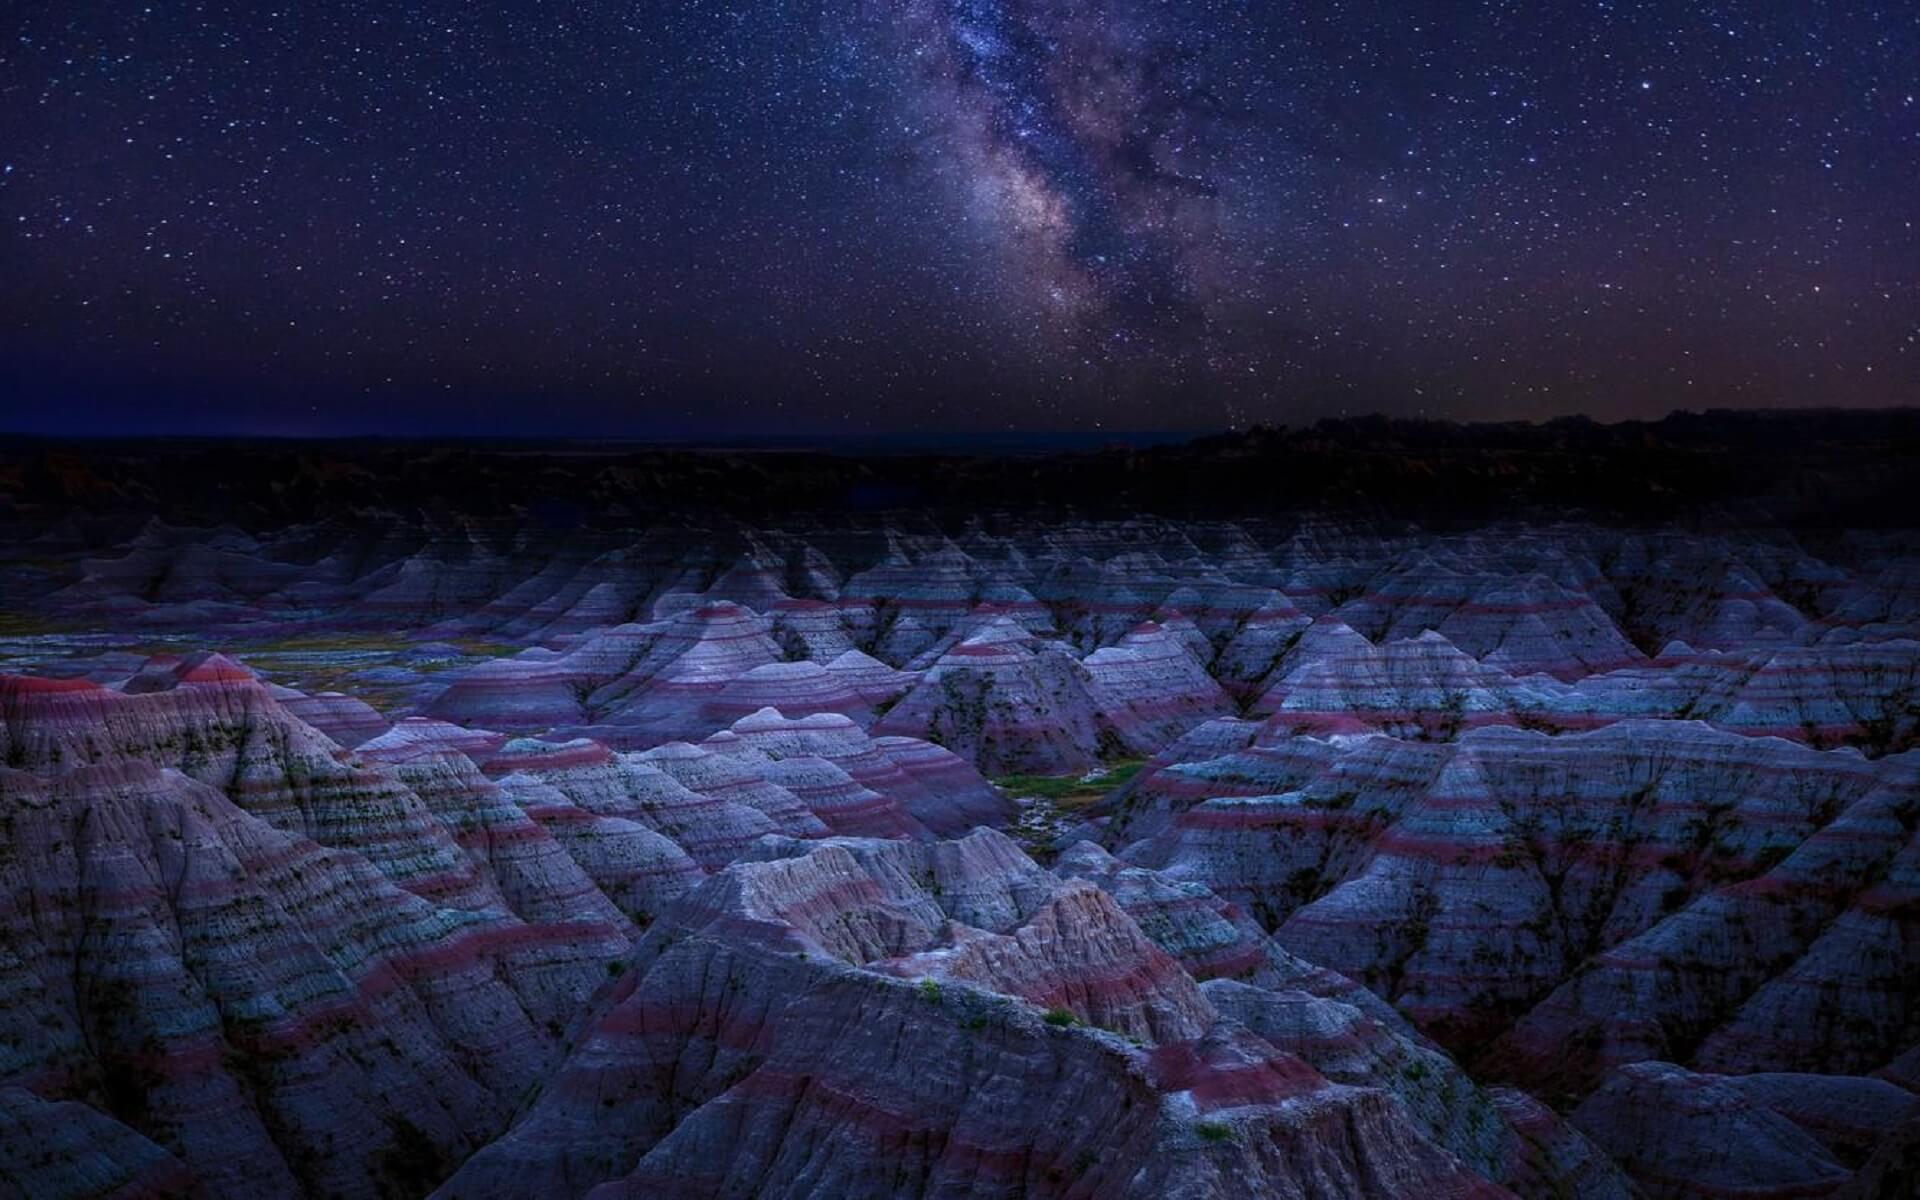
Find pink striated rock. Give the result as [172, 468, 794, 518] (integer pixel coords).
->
[1254, 627, 1554, 739]
[695, 660, 873, 729]
[635, 740, 829, 837]
[0, 671, 512, 913]
[1084, 621, 1233, 753]
[267, 682, 391, 748]
[1693, 639, 1920, 754]
[493, 771, 705, 926]
[477, 734, 617, 776]
[1054, 840, 1289, 984]
[120, 650, 258, 693]
[1050, 840, 1410, 1025]
[896, 609, 1044, 672]
[1610, 540, 1815, 650]
[577, 977, 1507, 1200]
[873, 631, 1106, 774]
[359, 715, 508, 763]
[1526, 638, 1920, 755]
[436, 831, 1518, 1200]
[1115, 720, 1908, 1064]
[13, 506, 1920, 1195]
[1212, 591, 1314, 700]
[527, 579, 645, 640]
[1154, 578, 1298, 649]
[426, 602, 786, 741]
[420, 651, 595, 730]
[0, 760, 617, 1200]
[874, 880, 1216, 1043]
[464, 715, 994, 872]
[581, 603, 787, 744]
[516, 749, 786, 869]
[1098, 720, 1340, 844]
[868, 732, 1018, 833]
[751, 752, 926, 839]
[375, 747, 639, 936]
[1484, 1088, 1636, 1200]
[767, 597, 859, 660]
[1488, 748, 1920, 1095]
[1205, 983, 1635, 1199]
[822, 647, 916, 706]
[1331, 560, 1641, 680]
[1032, 558, 1157, 650]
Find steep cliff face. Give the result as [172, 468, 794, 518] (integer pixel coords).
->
[2, 668, 514, 914]
[1486, 749, 1920, 1097]
[1253, 625, 1555, 739]
[705, 707, 1012, 835]
[1328, 560, 1642, 681]
[1111, 721, 1914, 1068]
[0, 661, 1023, 1198]
[1083, 621, 1234, 752]
[0, 760, 609, 1200]
[874, 632, 1113, 775]
[435, 832, 1526, 1200]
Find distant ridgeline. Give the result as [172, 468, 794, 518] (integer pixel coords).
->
[1, 407, 1917, 528]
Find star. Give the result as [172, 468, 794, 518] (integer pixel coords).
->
[0, 0, 1911, 433]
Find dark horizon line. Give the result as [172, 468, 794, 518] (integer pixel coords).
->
[3, 405, 1914, 452]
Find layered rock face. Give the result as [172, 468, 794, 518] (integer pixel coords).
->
[0, 659, 1003, 1198]
[0, 759, 604, 1200]
[1565, 1062, 1919, 1199]
[1113, 720, 1916, 1064]
[3, 486, 1919, 1198]
[436, 831, 1568, 1200]
[23, 511, 1919, 767]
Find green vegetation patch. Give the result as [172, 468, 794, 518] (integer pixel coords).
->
[995, 758, 1145, 810]
[0, 610, 81, 637]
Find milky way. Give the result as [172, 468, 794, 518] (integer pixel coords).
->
[920, 0, 1224, 339]
[1, 1, 1914, 433]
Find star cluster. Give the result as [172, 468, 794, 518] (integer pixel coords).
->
[1, 1, 1914, 434]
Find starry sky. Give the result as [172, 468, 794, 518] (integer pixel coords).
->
[2, 1, 1915, 435]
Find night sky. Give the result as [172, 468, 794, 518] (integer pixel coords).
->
[2, 2, 1915, 435]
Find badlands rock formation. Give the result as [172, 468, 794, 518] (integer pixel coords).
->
[1, 427, 1917, 1198]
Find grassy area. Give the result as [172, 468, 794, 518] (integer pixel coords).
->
[240, 633, 518, 671]
[0, 611, 79, 637]
[232, 633, 520, 707]
[240, 632, 512, 656]
[257, 633, 407, 652]
[0, 621, 521, 719]
[994, 759, 1145, 810]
